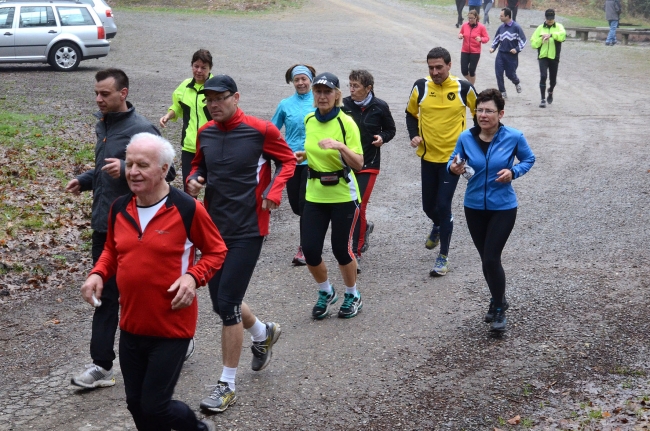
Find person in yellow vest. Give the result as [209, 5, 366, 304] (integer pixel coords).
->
[530, 9, 566, 108]
[159, 49, 214, 188]
[406, 47, 477, 277]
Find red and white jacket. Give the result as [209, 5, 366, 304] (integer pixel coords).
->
[188, 108, 296, 240]
[91, 187, 227, 339]
[460, 22, 490, 54]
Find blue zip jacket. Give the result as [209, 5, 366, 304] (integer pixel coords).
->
[447, 124, 535, 210]
[272, 91, 313, 165]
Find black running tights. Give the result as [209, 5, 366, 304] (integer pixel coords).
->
[538, 57, 559, 99]
[464, 207, 517, 307]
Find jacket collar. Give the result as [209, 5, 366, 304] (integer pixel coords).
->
[295, 91, 312, 100]
[186, 73, 214, 89]
[470, 123, 504, 139]
[214, 107, 245, 132]
[94, 101, 135, 122]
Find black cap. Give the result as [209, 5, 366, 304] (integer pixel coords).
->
[545, 9, 555, 19]
[312, 72, 339, 89]
[200, 75, 237, 94]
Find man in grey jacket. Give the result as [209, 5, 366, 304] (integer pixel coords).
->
[66, 68, 175, 389]
[605, 0, 622, 45]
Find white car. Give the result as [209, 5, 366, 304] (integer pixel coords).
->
[79, 0, 115, 39]
[0, 0, 110, 71]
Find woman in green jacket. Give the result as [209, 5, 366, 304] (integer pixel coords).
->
[160, 49, 213, 187]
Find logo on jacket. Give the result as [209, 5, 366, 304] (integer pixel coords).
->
[155, 230, 170, 235]
[447, 93, 456, 101]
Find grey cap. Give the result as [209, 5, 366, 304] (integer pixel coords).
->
[312, 72, 339, 89]
[199, 75, 237, 94]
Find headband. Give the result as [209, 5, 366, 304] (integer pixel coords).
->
[291, 65, 313, 82]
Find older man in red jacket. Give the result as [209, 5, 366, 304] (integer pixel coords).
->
[82, 132, 226, 431]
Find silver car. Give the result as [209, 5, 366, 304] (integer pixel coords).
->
[78, 0, 115, 39]
[0, 0, 110, 71]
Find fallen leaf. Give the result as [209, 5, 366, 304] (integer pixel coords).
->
[494, 428, 503, 431]
[507, 415, 521, 425]
[602, 411, 612, 418]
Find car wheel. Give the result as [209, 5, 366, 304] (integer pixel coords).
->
[48, 42, 81, 72]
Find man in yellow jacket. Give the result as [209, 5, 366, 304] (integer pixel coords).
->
[530, 9, 566, 108]
[406, 47, 477, 276]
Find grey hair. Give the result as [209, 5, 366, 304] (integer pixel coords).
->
[127, 133, 175, 173]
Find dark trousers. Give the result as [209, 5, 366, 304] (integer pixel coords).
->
[352, 171, 378, 256]
[460, 52, 481, 77]
[510, 6, 518, 21]
[120, 331, 206, 431]
[285, 165, 308, 244]
[90, 231, 118, 370]
[421, 160, 459, 256]
[469, 5, 481, 13]
[301, 201, 359, 267]
[181, 150, 195, 192]
[464, 207, 517, 308]
[208, 236, 264, 326]
[538, 57, 559, 99]
[495, 51, 520, 93]
[455, 0, 465, 25]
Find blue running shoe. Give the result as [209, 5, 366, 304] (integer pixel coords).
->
[312, 287, 338, 319]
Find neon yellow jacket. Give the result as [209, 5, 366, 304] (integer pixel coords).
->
[406, 75, 477, 163]
[530, 22, 566, 60]
[168, 75, 213, 153]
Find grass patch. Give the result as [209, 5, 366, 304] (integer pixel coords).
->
[614, 366, 646, 377]
[111, 0, 304, 14]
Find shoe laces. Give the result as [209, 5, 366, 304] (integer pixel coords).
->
[251, 339, 268, 356]
[316, 290, 332, 307]
[435, 255, 447, 266]
[341, 293, 356, 308]
[205, 382, 231, 399]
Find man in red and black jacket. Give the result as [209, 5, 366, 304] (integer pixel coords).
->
[187, 75, 296, 413]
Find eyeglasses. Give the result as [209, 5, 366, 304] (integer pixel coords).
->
[476, 108, 498, 115]
[203, 93, 233, 105]
[348, 84, 365, 90]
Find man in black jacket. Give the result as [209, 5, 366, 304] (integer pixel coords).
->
[66, 68, 175, 389]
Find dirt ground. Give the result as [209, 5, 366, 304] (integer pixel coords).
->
[1, 0, 649, 429]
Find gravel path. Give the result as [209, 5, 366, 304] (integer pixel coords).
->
[1, 0, 649, 429]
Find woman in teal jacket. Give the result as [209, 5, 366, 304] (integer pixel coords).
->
[272, 64, 316, 266]
[159, 49, 213, 188]
[449, 88, 535, 333]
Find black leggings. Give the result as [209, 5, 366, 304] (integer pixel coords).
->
[90, 231, 118, 370]
[285, 164, 307, 244]
[181, 150, 195, 192]
[464, 207, 517, 308]
[208, 236, 264, 326]
[301, 201, 359, 267]
[538, 57, 559, 99]
[120, 331, 207, 431]
[460, 52, 481, 77]
[421, 160, 459, 256]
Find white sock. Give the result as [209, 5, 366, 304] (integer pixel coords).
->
[318, 280, 332, 294]
[345, 284, 358, 297]
[248, 318, 267, 342]
[220, 366, 237, 391]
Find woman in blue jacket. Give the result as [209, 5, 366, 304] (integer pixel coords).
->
[448, 88, 535, 333]
[272, 64, 316, 266]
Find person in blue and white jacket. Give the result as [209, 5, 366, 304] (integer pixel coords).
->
[489, 7, 527, 99]
[272, 64, 316, 266]
[448, 89, 535, 333]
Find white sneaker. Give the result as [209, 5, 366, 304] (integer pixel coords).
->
[501, 91, 508, 99]
[515, 83, 522, 93]
[71, 364, 115, 388]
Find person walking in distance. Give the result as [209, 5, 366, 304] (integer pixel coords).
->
[455, 0, 465, 28]
[448, 89, 535, 332]
[604, 0, 622, 46]
[507, 0, 519, 22]
[458, 9, 490, 86]
[530, 9, 566, 108]
[489, 8, 527, 99]
[342, 69, 396, 271]
[66, 68, 176, 389]
[187, 75, 296, 413]
[82, 133, 226, 431]
[483, 0, 494, 25]
[271, 64, 317, 266]
[406, 47, 477, 277]
[468, 0, 481, 14]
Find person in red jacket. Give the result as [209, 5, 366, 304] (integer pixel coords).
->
[187, 75, 296, 413]
[458, 10, 490, 85]
[82, 132, 226, 431]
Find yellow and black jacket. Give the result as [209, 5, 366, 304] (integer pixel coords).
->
[406, 75, 477, 163]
